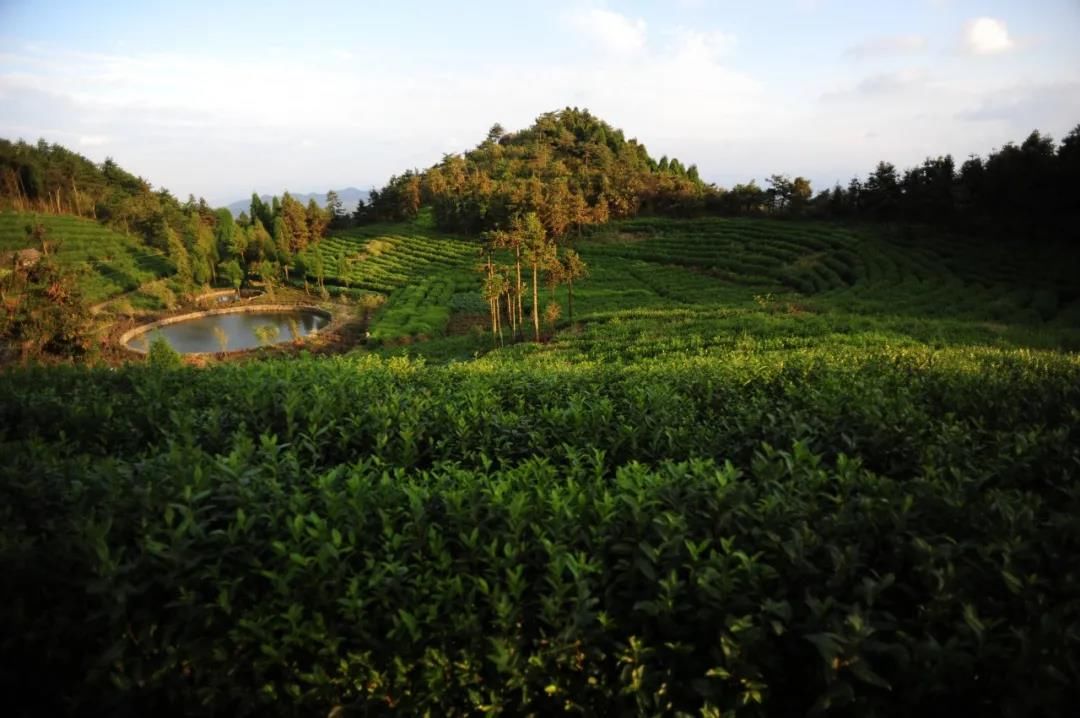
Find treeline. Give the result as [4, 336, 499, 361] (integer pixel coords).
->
[361, 108, 708, 235]
[229, 192, 331, 291]
[718, 125, 1080, 242]
[0, 138, 204, 251]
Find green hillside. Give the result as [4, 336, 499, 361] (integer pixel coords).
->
[346, 215, 1079, 359]
[296, 222, 480, 341]
[577, 217, 1077, 324]
[0, 211, 172, 303]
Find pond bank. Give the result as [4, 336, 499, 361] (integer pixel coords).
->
[120, 304, 334, 354]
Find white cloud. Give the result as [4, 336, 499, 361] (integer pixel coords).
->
[821, 68, 930, 101]
[673, 29, 737, 63]
[965, 17, 1013, 55]
[0, 33, 770, 201]
[566, 8, 647, 54]
[3, 8, 1067, 206]
[846, 34, 927, 59]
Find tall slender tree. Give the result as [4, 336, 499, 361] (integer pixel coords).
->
[521, 212, 553, 342]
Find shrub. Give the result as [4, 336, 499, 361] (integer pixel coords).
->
[146, 335, 182, 368]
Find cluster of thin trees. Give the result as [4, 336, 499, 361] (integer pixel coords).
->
[480, 212, 588, 344]
[230, 192, 330, 291]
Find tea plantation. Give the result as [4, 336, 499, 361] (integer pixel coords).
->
[3, 217, 1080, 716]
[295, 225, 479, 342]
[0, 212, 172, 303]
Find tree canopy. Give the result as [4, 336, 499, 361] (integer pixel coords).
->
[367, 107, 708, 236]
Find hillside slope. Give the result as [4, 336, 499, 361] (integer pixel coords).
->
[343, 216, 1080, 359]
[0, 211, 172, 303]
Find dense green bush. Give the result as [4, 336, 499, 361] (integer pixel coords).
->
[2, 349, 1079, 716]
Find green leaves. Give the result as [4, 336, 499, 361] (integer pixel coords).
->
[2, 342, 1079, 715]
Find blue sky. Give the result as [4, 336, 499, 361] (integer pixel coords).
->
[1, 0, 1078, 205]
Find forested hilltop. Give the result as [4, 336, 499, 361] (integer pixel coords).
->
[363, 109, 710, 231]
[365, 107, 1080, 246]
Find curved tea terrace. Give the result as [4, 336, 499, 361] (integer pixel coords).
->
[121, 305, 331, 354]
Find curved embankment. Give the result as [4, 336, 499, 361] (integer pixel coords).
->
[120, 304, 333, 354]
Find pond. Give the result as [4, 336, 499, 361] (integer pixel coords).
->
[126, 309, 330, 354]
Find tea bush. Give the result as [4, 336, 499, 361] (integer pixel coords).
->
[2, 347, 1079, 716]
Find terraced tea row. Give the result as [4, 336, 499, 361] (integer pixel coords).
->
[0, 212, 171, 302]
[290, 227, 480, 341]
[579, 217, 1080, 327]
[299, 229, 477, 293]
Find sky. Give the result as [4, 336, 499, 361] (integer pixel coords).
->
[1, 0, 1078, 206]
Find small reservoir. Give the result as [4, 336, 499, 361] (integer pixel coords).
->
[124, 308, 330, 353]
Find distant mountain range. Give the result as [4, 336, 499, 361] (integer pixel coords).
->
[225, 187, 370, 217]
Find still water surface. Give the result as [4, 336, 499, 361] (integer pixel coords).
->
[127, 310, 328, 353]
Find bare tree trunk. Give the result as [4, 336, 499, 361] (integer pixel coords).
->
[531, 263, 540, 342]
[568, 277, 573, 322]
[12, 169, 27, 212]
[504, 289, 514, 339]
[506, 288, 515, 337]
[515, 247, 524, 338]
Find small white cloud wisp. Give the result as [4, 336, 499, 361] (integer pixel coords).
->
[847, 34, 927, 59]
[965, 17, 1013, 55]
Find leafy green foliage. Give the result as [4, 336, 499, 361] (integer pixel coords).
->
[0, 246, 91, 358]
[147, 334, 182, 368]
[373, 108, 706, 236]
[2, 345, 1079, 715]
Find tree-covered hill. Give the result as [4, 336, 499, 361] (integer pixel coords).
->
[367, 108, 708, 234]
[0, 138, 193, 245]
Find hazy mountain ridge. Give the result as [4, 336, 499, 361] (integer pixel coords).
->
[226, 187, 369, 217]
